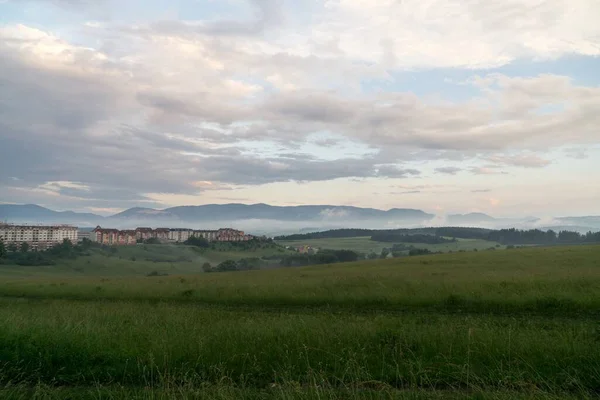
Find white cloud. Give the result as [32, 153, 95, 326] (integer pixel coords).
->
[1, 0, 600, 214]
[313, 0, 600, 69]
[487, 153, 551, 168]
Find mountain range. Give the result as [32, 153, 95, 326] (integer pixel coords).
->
[1, 204, 599, 234]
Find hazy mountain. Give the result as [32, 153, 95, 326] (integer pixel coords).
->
[447, 213, 496, 225]
[109, 207, 177, 221]
[0, 203, 435, 231]
[4, 203, 597, 234]
[445, 213, 543, 229]
[0, 204, 103, 225]
[554, 216, 600, 229]
[111, 204, 435, 224]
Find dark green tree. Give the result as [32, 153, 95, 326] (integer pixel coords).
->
[20, 242, 30, 253]
[185, 236, 209, 248]
[8, 243, 18, 253]
[0, 240, 6, 258]
[202, 262, 213, 272]
[80, 237, 93, 249]
[216, 260, 238, 272]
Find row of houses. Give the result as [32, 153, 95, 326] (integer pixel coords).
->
[0, 223, 78, 251]
[92, 226, 252, 246]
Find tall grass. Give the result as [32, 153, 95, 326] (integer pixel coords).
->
[0, 245, 599, 398]
[1, 246, 599, 316]
[1, 301, 599, 392]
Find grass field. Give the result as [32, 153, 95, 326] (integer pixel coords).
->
[277, 236, 502, 254]
[0, 243, 291, 278]
[1, 245, 599, 399]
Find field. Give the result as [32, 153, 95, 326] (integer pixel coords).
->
[1, 245, 599, 399]
[277, 236, 502, 254]
[0, 243, 291, 278]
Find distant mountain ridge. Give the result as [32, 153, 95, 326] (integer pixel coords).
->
[1, 203, 434, 225]
[0, 204, 102, 225]
[2, 204, 599, 232]
[447, 213, 496, 225]
[109, 203, 435, 223]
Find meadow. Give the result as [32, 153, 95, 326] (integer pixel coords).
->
[276, 236, 502, 254]
[1, 245, 599, 399]
[0, 242, 291, 278]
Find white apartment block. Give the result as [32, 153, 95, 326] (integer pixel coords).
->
[168, 229, 193, 243]
[0, 223, 78, 250]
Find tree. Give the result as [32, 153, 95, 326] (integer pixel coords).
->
[202, 262, 213, 272]
[380, 248, 390, 259]
[185, 236, 209, 248]
[20, 242, 30, 253]
[0, 240, 6, 258]
[8, 243, 18, 253]
[80, 237, 93, 249]
[408, 248, 432, 256]
[216, 260, 238, 272]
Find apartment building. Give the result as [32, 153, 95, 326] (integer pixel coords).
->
[91, 226, 253, 246]
[0, 223, 78, 250]
[168, 229, 193, 242]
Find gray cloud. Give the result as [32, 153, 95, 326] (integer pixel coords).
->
[1, 8, 599, 212]
[435, 167, 462, 175]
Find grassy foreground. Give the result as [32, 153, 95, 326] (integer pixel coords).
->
[1, 245, 599, 399]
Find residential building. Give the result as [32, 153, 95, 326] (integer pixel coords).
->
[168, 228, 193, 243]
[77, 230, 93, 242]
[0, 223, 78, 251]
[194, 230, 219, 241]
[135, 228, 154, 241]
[87, 226, 253, 246]
[154, 228, 170, 241]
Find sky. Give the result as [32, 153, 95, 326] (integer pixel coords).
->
[0, 0, 599, 218]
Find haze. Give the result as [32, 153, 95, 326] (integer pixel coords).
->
[1, 0, 599, 219]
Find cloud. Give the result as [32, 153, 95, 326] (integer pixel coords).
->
[471, 189, 492, 193]
[435, 167, 462, 175]
[486, 153, 552, 168]
[1, 1, 600, 211]
[390, 191, 421, 195]
[469, 167, 508, 175]
[564, 147, 589, 160]
[315, 0, 600, 69]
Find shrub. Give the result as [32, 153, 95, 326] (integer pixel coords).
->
[146, 270, 168, 277]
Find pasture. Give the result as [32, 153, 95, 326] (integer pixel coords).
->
[1, 245, 599, 399]
[277, 236, 502, 254]
[0, 242, 290, 278]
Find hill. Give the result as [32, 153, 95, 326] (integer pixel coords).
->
[0, 204, 103, 225]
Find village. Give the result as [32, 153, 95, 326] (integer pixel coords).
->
[0, 223, 254, 250]
[91, 226, 253, 246]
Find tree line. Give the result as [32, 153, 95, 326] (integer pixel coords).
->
[370, 233, 456, 244]
[275, 227, 486, 241]
[0, 238, 95, 266]
[202, 249, 362, 273]
[487, 228, 600, 245]
[275, 227, 600, 246]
